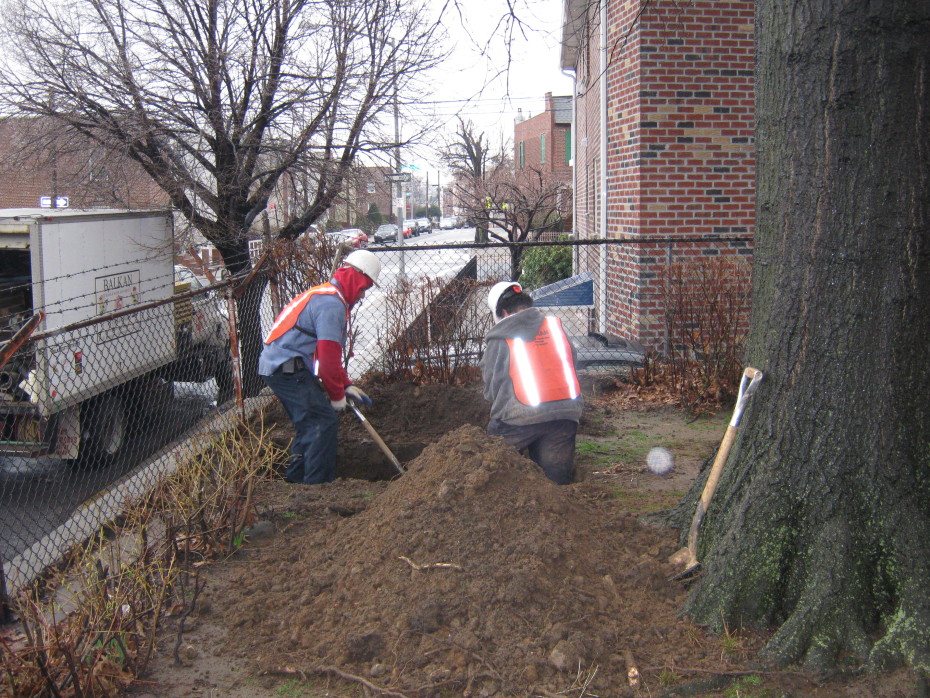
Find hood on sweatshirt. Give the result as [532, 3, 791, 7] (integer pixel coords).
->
[485, 306, 546, 343]
[332, 265, 371, 307]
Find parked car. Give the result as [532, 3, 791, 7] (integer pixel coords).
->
[174, 265, 229, 351]
[439, 216, 457, 230]
[402, 219, 420, 237]
[326, 228, 368, 248]
[414, 217, 431, 234]
[373, 223, 399, 243]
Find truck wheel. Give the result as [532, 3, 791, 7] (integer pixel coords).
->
[78, 394, 128, 466]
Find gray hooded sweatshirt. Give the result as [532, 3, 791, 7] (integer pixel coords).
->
[481, 307, 584, 426]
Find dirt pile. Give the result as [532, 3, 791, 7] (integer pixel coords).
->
[223, 424, 716, 696]
[265, 380, 493, 480]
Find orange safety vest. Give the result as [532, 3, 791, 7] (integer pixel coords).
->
[263, 283, 348, 344]
[505, 316, 580, 406]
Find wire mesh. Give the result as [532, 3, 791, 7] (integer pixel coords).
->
[0, 231, 750, 604]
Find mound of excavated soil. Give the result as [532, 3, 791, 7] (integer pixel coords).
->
[222, 424, 714, 696]
[264, 380, 492, 480]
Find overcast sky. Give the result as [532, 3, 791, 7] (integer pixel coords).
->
[402, 0, 573, 175]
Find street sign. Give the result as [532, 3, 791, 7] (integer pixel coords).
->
[385, 172, 412, 182]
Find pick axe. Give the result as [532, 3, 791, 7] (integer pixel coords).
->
[670, 366, 763, 580]
[347, 398, 405, 476]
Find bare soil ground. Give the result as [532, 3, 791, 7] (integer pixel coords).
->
[126, 378, 918, 697]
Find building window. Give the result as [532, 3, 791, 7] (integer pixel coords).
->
[367, 182, 375, 194]
[540, 134, 546, 164]
[518, 141, 525, 169]
[565, 128, 571, 164]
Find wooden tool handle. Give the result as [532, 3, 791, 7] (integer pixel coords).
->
[350, 403, 405, 475]
[685, 423, 737, 552]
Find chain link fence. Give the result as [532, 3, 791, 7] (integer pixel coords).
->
[0, 231, 750, 610]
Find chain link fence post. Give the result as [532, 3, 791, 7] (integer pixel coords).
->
[226, 289, 245, 419]
[0, 554, 10, 623]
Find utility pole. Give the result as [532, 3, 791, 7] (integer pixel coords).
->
[393, 84, 405, 279]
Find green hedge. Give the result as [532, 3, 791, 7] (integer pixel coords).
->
[519, 235, 573, 290]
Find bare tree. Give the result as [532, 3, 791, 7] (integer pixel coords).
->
[480, 165, 570, 279]
[0, 0, 444, 390]
[440, 117, 508, 243]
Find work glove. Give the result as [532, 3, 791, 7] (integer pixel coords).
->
[330, 397, 347, 412]
[345, 385, 372, 406]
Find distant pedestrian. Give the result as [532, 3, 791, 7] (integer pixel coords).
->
[259, 250, 380, 484]
[481, 281, 583, 484]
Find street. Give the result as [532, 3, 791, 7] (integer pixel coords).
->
[0, 380, 223, 568]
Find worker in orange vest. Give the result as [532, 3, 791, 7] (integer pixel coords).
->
[481, 281, 583, 484]
[259, 250, 380, 484]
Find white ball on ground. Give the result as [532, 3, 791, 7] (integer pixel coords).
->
[646, 447, 674, 475]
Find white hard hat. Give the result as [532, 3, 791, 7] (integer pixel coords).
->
[343, 249, 381, 285]
[487, 281, 522, 319]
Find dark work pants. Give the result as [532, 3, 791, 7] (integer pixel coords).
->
[487, 418, 578, 485]
[262, 368, 338, 484]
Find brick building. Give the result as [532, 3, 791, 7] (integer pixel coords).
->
[514, 93, 574, 234]
[327, 165, 394, 230]
[515, 93, 573, 180]
[561, 0, 755, 350]
[0, 117, 167, 210]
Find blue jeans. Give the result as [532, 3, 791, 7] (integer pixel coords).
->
[487, 419, 578, 485]
[262, 369, 338, 484]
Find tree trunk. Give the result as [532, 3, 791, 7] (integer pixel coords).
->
[215, 236, 266, 397]
[681, 0, 930, 675]
[509, 244, 524, 283]
[475, 211, 489, 244]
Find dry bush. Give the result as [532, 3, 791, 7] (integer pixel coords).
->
[370, 276, 491, 385]
[625, 256, 751, 413]
[1, 527, 176, 696]
[0, 419, 284, 697]
[263, 233, 345, 306]
[144, 419, 283, 560]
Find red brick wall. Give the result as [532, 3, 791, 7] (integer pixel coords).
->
[572, 1, 603, 245]
[0, 118, 168, 210]
[514, 94, 572, 180]
[569, 0, 754, 351]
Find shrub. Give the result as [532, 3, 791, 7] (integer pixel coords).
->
[519, 235, 573, 290]
[659, 255, 751, 409]
[366, 203, 382, 228]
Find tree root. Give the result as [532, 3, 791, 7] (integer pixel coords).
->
[757, 519, 873, 673]
[261, 665, 411, 696]
[868, 515, 930, 674]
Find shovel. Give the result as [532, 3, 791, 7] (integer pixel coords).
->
[670, 366, 763, 580]
[347, 399, 406, 476]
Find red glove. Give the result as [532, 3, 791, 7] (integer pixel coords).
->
[315, 340, 349, 401]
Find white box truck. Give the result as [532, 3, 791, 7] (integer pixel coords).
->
[0, 208, 225, 463]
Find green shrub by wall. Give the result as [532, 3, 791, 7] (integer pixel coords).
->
[519, 235, 573, 290]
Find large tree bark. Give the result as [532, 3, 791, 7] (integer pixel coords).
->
[681, 0, 930, 675]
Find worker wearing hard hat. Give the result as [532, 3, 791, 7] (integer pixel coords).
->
[259, 250, 381, 484]
[481, 281, 583, 484]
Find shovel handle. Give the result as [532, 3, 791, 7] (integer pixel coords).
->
[731, 367, 763, 427]
[684, 367, 763, 553]
[685, 424, 737, 552]
[349, 403, 406, 475]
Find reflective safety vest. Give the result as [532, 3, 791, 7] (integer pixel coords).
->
[263, 283, 348, 344]
[505, 316, 580, 406]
